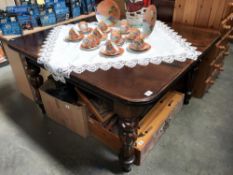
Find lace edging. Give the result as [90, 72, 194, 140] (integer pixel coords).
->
[38, 21, 202, 79]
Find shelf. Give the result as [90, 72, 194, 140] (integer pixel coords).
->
[0, 12, 96, 42]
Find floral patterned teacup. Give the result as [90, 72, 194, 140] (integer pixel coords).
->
[120, 19, 129, 34]
[92, 27, 107, 41]
[127, 28, 141, 40]
[129, 35, 151, 52]
[98, 21, 109, 33]
[131, 36, 145, 50]
[68, 28, 83, 41]
[81, 34, 100, 49]
[105, 40, 119, 55]
[100, 40, 124, 56]
[78, 21, 91, 33]
[110, 29, 124, 45]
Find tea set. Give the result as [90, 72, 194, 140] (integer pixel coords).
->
[66, 20, 151, 57]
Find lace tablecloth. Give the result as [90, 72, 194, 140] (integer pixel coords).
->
[38, 21, 201, 82]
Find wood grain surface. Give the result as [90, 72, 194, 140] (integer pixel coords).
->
[173, 0, 233, 29]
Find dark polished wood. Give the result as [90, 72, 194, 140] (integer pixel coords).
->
[8, 24, 220, 105]
[26, 63, 45, 113]
[7, 23, 220, 172]
[153, 0, 175, 23]
[119, 117, 138, 172]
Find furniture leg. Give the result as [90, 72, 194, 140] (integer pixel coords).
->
[118, 118, 138, 172]
[26, 63, 45, 114]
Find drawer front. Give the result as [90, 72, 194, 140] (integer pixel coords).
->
[220, 13, 233, 35]
[88, 91, 184, 165]
[216, 28, 233, 55]
[204, 69, 221, 92]
[209, 50, 225, 74]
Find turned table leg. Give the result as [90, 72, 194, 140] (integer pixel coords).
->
[26, 63, 45, 114]
[119, 118, 138, 172]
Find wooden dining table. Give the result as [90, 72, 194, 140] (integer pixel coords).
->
[8, 23, 220, 172]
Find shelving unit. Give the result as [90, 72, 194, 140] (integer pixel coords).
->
[0, 12, 96, 100]
[0, 12, 96, 41]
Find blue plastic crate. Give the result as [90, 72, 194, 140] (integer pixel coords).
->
[54, 0, 66, 2]
[71, 5, 81, 17]
[6, 5, 30, 15]
[81, 0, 87, 14]
[40, 13, 56, 26]
[20, 0, 32, 5]
[85, 0, 93, 13]
[45, 0, 54, 8]
[54, 2, 69, 22]
[17, 15, 38, 27]
[0, 17, 22, 35]
[29, 4, 40, 18]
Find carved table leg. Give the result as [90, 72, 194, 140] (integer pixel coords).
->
[118, 118, 138, 172]
[26, 64, 45, 114]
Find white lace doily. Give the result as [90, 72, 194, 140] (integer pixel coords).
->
[38, 21, 201, 82]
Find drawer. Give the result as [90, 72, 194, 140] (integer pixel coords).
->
[209, 50, 225, 74]
[135, 91, 184, 165]
[204, 68, 221, 92]
[88, 91, 184, 165]
[216, 28, 233, 55]
[220, 13, 233, 35]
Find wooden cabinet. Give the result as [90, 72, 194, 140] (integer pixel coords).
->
[192, 27, 232, 97]
[173, 0, 233, 30]
[172, 0, 233, 98]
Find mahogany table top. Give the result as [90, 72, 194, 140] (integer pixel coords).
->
[8, 23, 220, 105]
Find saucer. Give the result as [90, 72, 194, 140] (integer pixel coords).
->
[65, 33, 84, 42]
[126, 28, 141, 40]
[80, 27, 93, 34]
[103, 27, 111, 33]
[101, 33, 108, 41]
[80, 44, 100, 51]
[100, 47, 124, 57]
[128, 42, 151, 52]
[112, 38, 125, 46]
[120, 29, 129, 35]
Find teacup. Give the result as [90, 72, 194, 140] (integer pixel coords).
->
[98, 20, 108, 33]
[81, 34, 100, 49]
[127, 28, 141, 40]
[129, 35, 151, 52]
[131, 36, 145, 50]
[68, 28, 83, 41]
[120, 19, 129, 34]
[110, 29, 124, 45]
[78, 21, 90, 33]
[100, 40, 124, 56]
[92, 27, 106, 40]
[105, 40, 119, 55]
